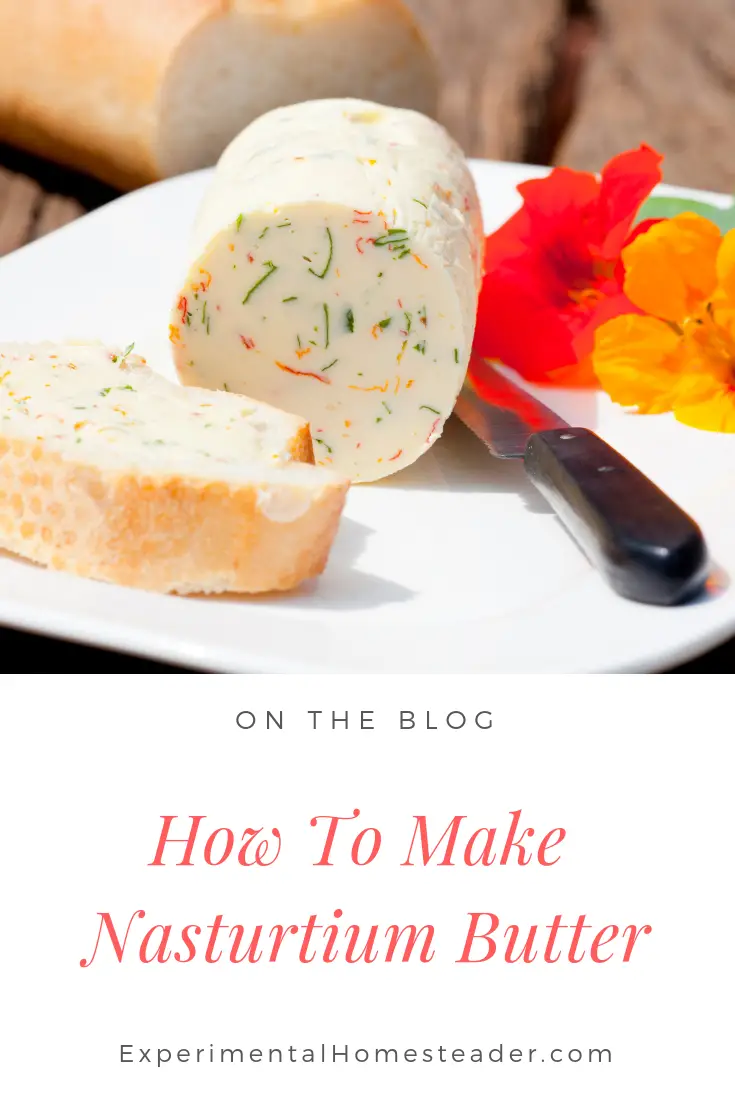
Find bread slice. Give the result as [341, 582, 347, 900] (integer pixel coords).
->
[0, 341, 349, 593]
[0, 0, 437, 190]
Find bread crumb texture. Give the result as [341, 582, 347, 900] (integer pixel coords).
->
[0, 342, 348, 593]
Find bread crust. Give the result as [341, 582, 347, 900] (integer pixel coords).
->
[0, 0, 218, 189]
[0, 0, 435, 189]
[0, 434, 348, 593]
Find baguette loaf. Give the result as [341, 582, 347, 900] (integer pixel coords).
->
[0, 341, 349, 593]
[0, 0, 438, 191]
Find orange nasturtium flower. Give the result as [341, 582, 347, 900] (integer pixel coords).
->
[592, 213, 735, 432]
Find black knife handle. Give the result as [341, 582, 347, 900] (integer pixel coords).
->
[524, 428, 709, 606]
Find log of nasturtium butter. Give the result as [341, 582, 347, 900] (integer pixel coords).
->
[170, 99, 484, 482]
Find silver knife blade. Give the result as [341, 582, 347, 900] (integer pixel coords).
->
[455, 354, 569, 458]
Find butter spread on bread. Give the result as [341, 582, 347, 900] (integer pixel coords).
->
[0, 342, 348, 593]
[171, 99, 483, 482]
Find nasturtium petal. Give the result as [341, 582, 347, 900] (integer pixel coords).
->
[474, 269, 579, 383]
[546, 353, 598, 388]
[598, 145, 663, 259]
[571, 289, 641, 361]
[682, 323, 735, 386]
[670, 362, 731, 404]
[516, 169, 600, 230]
[621, 213, 721, 322]
[674, 389, 735, 433]
[715, 228, 735, 303]
[708, 304, 735, 347]
[591, 314, 683, 413]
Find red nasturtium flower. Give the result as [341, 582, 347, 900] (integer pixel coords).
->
[473, 145, 663, 386]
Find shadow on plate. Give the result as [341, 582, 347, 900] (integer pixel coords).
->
[368, 416, 554, 514]
[198, 515, 415, 612]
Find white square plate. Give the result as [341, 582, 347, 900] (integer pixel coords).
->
[0, 160, 733, 671]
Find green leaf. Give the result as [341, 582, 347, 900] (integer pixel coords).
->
[636, 195, 735, 234]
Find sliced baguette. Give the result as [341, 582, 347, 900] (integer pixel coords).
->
[0, 341, 349, 593]
[0, 0, 437, 190]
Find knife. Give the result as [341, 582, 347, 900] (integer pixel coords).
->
[454, 354, 709, 606]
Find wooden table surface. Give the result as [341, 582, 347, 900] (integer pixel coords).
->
[0, 0, 732, 671]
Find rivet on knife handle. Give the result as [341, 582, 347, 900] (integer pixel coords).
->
[523, 428, 710, 606]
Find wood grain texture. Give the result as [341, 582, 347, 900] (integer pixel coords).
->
[558, 0, 735, 191]
[0, 164, 84, 256]
[404, 0, 563, 158]
[0, 0, 566, 255]
[0, 167, 42, 254]
[32, 192, 84, 240]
